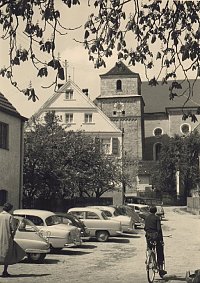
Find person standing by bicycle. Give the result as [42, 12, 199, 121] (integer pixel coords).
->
[144, 206, 167, 277]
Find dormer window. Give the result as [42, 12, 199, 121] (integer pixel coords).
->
[116, 80, 122, 91]
[65, 89, 74, 100]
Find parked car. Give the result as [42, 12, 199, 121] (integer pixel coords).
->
[127, 204, 150, 220]
[55, 212, 90, 241]
[13, 209, 82, 250]
[88, 206, 135, 233]
[14, 216, 50, 263]
[156, 206, 165, 220]
[68, 207, 123, 242]
[114, 205, 144, 228]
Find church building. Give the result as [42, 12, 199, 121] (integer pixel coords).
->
[31, 61, 200, 203]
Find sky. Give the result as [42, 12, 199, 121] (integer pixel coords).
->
[0, 1, 148, 118]
[0, 1, 198, 118]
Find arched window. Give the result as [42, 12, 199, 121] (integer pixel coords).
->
[153, 143, 162, 161]
[0, 190, 8, 206]
[116, 80, 122, 91]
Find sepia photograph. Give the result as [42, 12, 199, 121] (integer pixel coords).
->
[0, 1, 200, 282]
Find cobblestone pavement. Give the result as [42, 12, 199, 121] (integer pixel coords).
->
[0, 206, 199, 283]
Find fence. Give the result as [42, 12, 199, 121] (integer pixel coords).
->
[187, 197, 200, 214]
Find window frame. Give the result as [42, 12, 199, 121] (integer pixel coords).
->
[101, 138, 111, 155]
[116, 80, 122, 91]
[65, 113, 74, 124]
[153, 127, 163, 137]
[65, 89, 74, 100]
[0, 122, 9, 150]
[180, 123, 190, 135]
[84, 113, 93, 124]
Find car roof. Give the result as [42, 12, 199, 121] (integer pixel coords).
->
[88, 206, 114, 211]
[68, 207, 103, 214]
[13, 209, 55, 218]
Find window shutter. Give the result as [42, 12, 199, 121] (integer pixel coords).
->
[112, 138, 119, 155]
[95, 137, 101, 152]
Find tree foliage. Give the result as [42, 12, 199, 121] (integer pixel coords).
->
[84, 0, 200, 111]
[1, 0, 200, 112]
[151, 131, 200, 199]
[23, 112, 122, 205]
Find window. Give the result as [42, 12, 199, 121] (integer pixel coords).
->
[86, 212, 100, 219]
[25, 215, 44, 226]
[180, 123, 190, 135]
[154, 127, 163, 137]
[102, 210, 112, 217]
[65, 89, 74, 100]
[116, 80, 122, 91]
[112, 138, 119, 155]
[0, 190, 7, 206]
[71, 211, 84, 219]
[65, 113, 73, 124]
[84, 113, 92, 123]
[0, 122, 9, 149]
[101, 138, 111, 154]
[154, 143, 162, 161]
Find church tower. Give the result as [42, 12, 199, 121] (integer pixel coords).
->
[96, 62, 145, 192]
[96, 62, 144, 159]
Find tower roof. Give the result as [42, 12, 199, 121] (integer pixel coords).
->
[100, 61, 140, 78]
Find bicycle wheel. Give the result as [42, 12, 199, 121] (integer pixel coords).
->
[146, 251, 156, 283]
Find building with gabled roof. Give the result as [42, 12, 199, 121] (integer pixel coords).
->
[0, 92, 27, 210]
[32, 79, 122, 149]
[30, 61, 200, 204]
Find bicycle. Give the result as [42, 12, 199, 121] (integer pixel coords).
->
[146, 240, 159, 283]
[145, 235, 171, 283]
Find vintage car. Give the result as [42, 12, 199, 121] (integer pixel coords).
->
[114, 205, 144, 228]
[68, 207, 123, 242]
[127, 204, 150, 220]
[55, 212, 91, 241]
[13, 209, 82, 250]
[88, 206, 135, 233]
[14, 216, 50, 263]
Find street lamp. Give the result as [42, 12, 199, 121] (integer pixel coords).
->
[114, 102, 125, 204]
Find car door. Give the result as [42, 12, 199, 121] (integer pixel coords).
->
[83, 211, 105, 236]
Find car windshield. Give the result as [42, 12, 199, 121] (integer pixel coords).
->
[45, 215, 61, 226]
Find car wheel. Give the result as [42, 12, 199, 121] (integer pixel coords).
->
[96, 231, 109, 242]
[27, 253, 46, 263]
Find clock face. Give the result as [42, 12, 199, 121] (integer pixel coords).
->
[114, 102, 124, 112]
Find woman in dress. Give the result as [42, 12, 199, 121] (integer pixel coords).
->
[0, 202, 25, 277]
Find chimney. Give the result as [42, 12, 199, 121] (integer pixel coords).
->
[82, 88, 89, 96]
